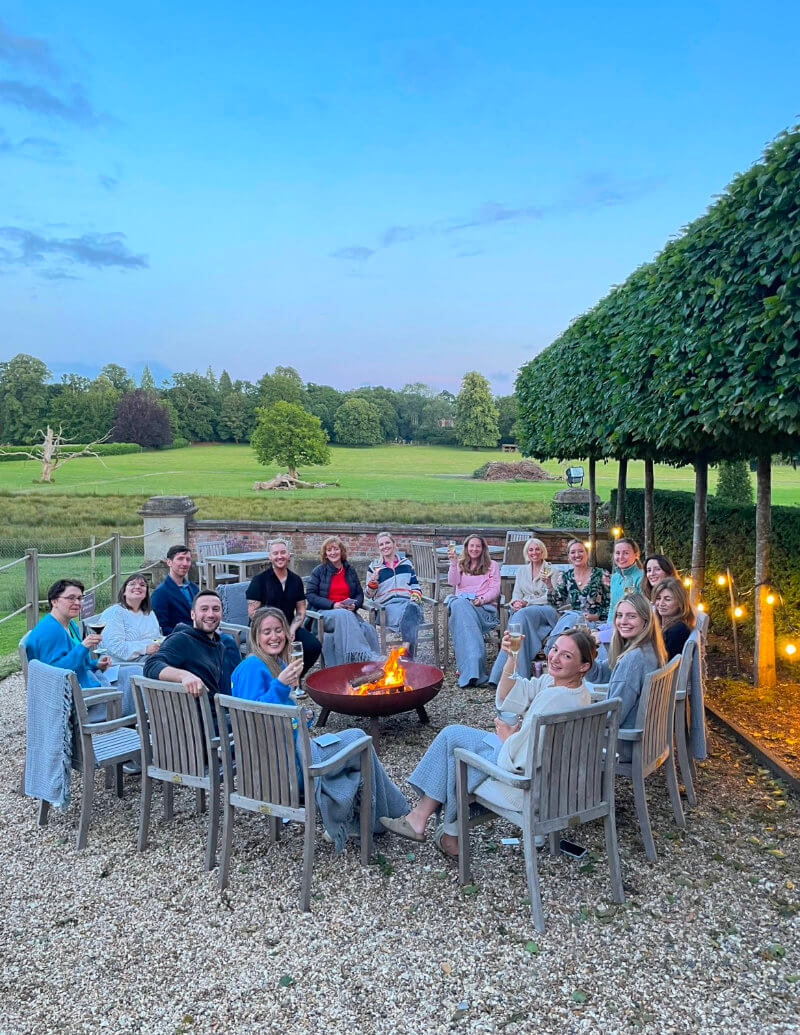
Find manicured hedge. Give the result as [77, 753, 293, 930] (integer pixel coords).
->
[0, 442, 142, 461]
[611, 488, 800, 640]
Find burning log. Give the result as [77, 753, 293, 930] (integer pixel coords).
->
[345, 648, 410, 695]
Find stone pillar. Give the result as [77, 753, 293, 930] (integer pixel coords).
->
[138, 496, 198, 568]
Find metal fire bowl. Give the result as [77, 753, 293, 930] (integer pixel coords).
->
[305, 661, 444, 718]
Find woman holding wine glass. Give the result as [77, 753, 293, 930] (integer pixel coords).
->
[446, 534, 501, 687]
[98, 573, 163, 663]
[545, 539, 610, 649]
[306, 537, 382, 666]
[25, 578, 112, 690]
[231, 607, 408, 849]
[489, 538, 559, 685]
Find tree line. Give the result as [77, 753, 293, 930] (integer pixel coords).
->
[0, 356, 518, 451]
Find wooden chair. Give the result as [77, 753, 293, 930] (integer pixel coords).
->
[410, 542, 442, 602]
[365, 594, 442, 667]
[131, 676, 221, 870]
[673, 632, 699, 807]
[616, 657, 684, 861]
[503, 530, 530, 565]
[214, 694, 373, 910]
[441, 597, 504, 674]
[27, 661, 140, 849]
[195, 540, 238, 590]
[455, 698, 623, 933]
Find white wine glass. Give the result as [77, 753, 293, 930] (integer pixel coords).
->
[507, 620, 523, 679]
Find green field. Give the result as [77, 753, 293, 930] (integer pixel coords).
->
[2, 443, 798, 507]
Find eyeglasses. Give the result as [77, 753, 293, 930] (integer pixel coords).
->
[58, 594, 84, 603]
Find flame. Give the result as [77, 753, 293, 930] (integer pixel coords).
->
[346, 647, 411, 695]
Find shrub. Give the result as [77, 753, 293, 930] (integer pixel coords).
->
[610, 487, 800, 643]
[715, 460, 754, 505]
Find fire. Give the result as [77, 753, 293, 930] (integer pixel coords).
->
[346, 647, 411, 695]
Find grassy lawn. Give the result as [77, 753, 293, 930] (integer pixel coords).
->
[2, 443, 797, 506]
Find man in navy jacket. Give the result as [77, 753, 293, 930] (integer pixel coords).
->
[151, 544, 198, 636]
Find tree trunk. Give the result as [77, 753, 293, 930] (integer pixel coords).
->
[615, 458, 627, 527]
[754, 455, 776, 687]
[288, 465, 298, 481]
[643, 458, 655, 555]
[588, 456, 597, 567]
[690, 457, 708, 606]
[38, 461, 55, 482]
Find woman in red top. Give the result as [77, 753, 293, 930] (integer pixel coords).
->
[305, 537, 382, 666]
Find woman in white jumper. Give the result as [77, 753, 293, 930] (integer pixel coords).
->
[98, 573, 162, 663]
[380, 627, 594, 856]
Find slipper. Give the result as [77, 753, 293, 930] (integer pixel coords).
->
[433, 825, 459, 859]
[379, 815, 426, 842]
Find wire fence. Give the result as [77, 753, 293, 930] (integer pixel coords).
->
[0, 531, 162, 653]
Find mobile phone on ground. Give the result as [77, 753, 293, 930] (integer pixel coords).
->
[559, 838, 587, 859]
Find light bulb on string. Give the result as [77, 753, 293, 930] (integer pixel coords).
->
[766, 593, 776, 605]
[696, 601, 706, 612]
[716, 574, 727, 587]
[611, 526, 622, 538]
[683, 576, 692, 588]
[733, 605, 744, 619]
[583, 540, 592, 550]
[785, 643, 797, 658]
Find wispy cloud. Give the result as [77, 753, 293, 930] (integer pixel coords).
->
[0, 226, 148, 276]
[0, 19, 61, 78]
[331, 173, 662, 263]
[98, 172, 119, 191]
[0, 127, 66, 162]
[0, 80, 109, 127]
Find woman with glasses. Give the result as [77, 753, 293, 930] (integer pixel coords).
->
[97, 573, 163, 663]
[24, 579, 111, 689]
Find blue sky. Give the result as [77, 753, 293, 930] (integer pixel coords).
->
[1, 1, 798, 393]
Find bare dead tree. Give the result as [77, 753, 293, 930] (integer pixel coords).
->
[0, 425, 110, 483]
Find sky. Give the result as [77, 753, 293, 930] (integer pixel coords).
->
[1, 1, 799, 395]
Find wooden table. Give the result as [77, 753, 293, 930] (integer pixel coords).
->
[204, 551, 270, 589]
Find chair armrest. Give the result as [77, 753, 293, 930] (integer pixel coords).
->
[453, 748, 531, 789]
[220, 622, 248, 636]
[420, 595, 440, 607]
[588, 690, 609, 703]
[305, 608, 323, 620]
[83, 689, 123, 707]
[617, 728, 644, 742]
[307, 735, 371, 777]
[83, 714, 140, 735]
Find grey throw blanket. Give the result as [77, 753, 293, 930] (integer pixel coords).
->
[311, 728, 408, 853]
[25, 660, 73, 810]
[688, 639, 708, 760]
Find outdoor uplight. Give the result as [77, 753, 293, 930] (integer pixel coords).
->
[716, 574, 727, 587]
[733, 605, 744, 619]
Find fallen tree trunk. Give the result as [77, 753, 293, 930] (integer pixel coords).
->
[253, 473, 340, 490]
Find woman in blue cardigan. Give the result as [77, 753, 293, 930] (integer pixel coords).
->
[25, 579, 112, 688]
[231, 607, 407, 847]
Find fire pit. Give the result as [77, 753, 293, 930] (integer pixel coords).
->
[304, 649, 444, 743]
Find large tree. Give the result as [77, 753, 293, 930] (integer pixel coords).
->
[112, 390, 173, 447]
[455, 371, 499, 448]
[334, 397, 383, 446]
[165, 371, 219, 441]
[218, 390, 256, 443]
[0, 353, 52, 443]
[251, 401, 330, 480]
[258, 366, 305, 409]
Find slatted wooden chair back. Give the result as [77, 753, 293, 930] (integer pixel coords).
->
[410, 541, 439, 598]
[634, 657, 681, 777]
[676, 632, 697, 703]
[219, 694, 309, 812]
[132, 676, 215, 783]
[695, 609, 709, 640]
[503, 530, 530, 565]
[532, 699, 621, 829]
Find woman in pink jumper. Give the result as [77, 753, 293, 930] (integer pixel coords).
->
[446, 534, 501, 687]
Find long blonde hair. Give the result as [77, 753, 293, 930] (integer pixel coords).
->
[608, 592, 666, 668]
[248, 607, 291, 678]
[458, 534, 492, 576]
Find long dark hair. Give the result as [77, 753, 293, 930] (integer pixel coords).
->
[117, 573, 152, 613]
[643, 554, 677, 600]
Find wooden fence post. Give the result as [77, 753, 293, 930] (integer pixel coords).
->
[111, 533, 122, 601]
[25, 548, 39, 631]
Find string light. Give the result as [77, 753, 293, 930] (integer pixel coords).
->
[611, 526, 622, 538]
[716, 574, 727, 587]
[683, 576, 692, 588]
[696, 601, 706, 612]
[583, 540, 592, 550]
[733, 605, 744, 619]
[766, 593, 776, 605]
[785, 643, 797, 657]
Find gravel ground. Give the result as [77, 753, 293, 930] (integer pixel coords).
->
[1, 662, 798, 1035]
